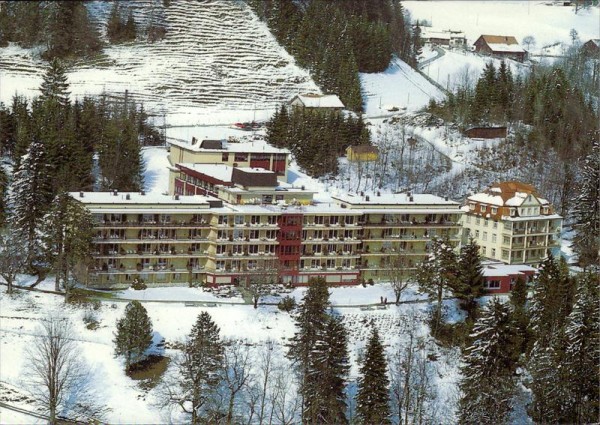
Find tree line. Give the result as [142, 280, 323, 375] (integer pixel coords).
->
[0, 1, 167, 60]
[266, 105, 370, 177]
[0, 58, 160, 291]
[248, 0, 420, 112]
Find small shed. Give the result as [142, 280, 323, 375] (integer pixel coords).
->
[346, 145, 379, 162]
[464, 126, 507, 139]
[482, 263, 536, 294]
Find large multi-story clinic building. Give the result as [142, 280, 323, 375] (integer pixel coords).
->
[71, 139, 559, 289]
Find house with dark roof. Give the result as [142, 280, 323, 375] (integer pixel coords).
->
[582, 39, 600, 57]
[473, 35, 527, 62]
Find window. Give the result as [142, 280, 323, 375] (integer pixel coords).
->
[469, 203, 475, 210]
[493, 221, 498, 229]
[510, 208, 516, 217]
[234, 153, 248, 162]
[483, 219, 488, 227]
[492, 234, 497, 243]
[543, 206, 549, 214]
[486, 280, 501, 289]
[480, 205, 486, 212]
[491, 207, 497, 214]
[475, 217, 480, 225]
[491, 248, 496, 257]
[475, 230, 480, 238]
[503, 235, 510, 244]
[222, 153, 229, 161]
[465, 215, 471, 223]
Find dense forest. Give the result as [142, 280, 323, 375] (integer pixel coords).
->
[248, 0, 419, 112]
[266, 105, 370, 177]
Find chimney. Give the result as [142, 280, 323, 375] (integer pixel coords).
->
[301, 185, 305, 190]
[113, 189, 118, 196]
[79, 191, 84, 198]
[365, 195, 370, 202]
[444, 196, 449, 201]
[409, 196, 414, 202]
[377, 191, 381, 197]
[407, 191, 411, 197]
[140, 190, 145, 196]
[191, 137, 197, 145]
[174, 194, 180, 200]
[126, 194, 131, 200]
[360, 191, 364, 197]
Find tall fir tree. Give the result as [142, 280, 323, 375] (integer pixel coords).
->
[509, 276, 529, 355]
[38, 192, 93, 295]
[356, 327, 391, 424]
[456, 237, 485, 322]
[114, 300, 153, 371]
[415, 236, 459, 334]
[9, 140, 53, 267]
[176, 311, 224, 424]
[458, 298, 518, 424]
[571, 141, 599, 269]
[562, 272, 600, 423]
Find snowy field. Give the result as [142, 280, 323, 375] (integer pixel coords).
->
[0, 283, 462, 424]
[361, 58, 446, 117]
[405, 1, 600, 50]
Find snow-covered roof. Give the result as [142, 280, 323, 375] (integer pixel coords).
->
[505, 192, 530, 206]
[486, 42, 526, 53]
[467, 193, 504, 206]
[69, 191, 215, 206]
[333, 192, 460, 207]
[482, 263, 537, 277]
[168, 139, 290, 154]
[291, 93, 345, 109]
[421, 29, 465, 40]
[504, 214, 562, 222]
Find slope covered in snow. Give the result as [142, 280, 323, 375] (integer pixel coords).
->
[0, 0, 319, 125]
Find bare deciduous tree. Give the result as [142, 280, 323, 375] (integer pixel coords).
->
[247, 259, 279, 309]
[388, 253, 411, 305]
[25, 316, 107, 424]
[218, 340, 253, 424]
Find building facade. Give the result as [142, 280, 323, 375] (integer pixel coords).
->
[73, 191, 463, 288]
[461, 181, 562, 266]
[473, 35, 527, 62]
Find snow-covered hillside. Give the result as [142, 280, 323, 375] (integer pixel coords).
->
[405, 1, 599, 50]
[0, 0, 319, 125]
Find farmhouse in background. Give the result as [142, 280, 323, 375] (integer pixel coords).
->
[346, 145, 379, 162]
[581, 39, 600, 57]
[289, 93, 345, 111]
[473, 35, 527, 62]
[420, 28, 467, 48]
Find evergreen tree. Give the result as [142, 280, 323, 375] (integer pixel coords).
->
[39, 192, 93, 296]
[45, 1, 101, 60]
[415, 236, 459, 334]
[509, 276, 529, 355]
[562, 272, 600, 423]
[176, 311, 224, 424]
[39, 59, 70, 107]
[114, 300, 153, 372]
[456, 237, 485, 322]
[458, 298, 518, 424]
[9, 140, 53, 267]
[0, 166, 7, 227]
[356, 327, 391, 424]
[571, 141, 600, 269]
[288, 277, 336, 423]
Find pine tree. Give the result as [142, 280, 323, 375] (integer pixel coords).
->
[509, 277, 529, 355]
[9, 140, 53, 267]
[458, 298, 518, 424]
[456, 237, 485, 322]
[176, 311, 224, 424]
[288, 277, 334, 423]
[39, 192, 93, 296]
[114, 300, 153, 371]
[562, 272, 600, 423]
[571, 141, 599, 269]
[313, 315, 350, 424]
[39, 59, 70, 108]
[356, 327, 391, 424]
[415, 236, 459, 334]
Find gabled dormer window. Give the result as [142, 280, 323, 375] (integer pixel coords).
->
[543, 206, 549, 214]
[491, 207, 498, 214]
[480, 205, 486, 212]
[510, 208, 516, 217]
[469, 203, 475, 211]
